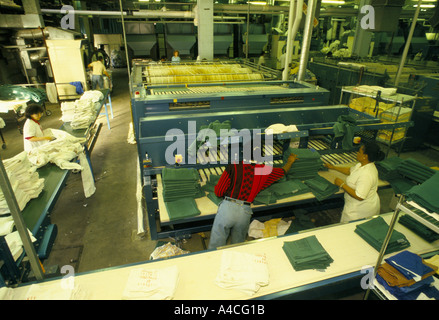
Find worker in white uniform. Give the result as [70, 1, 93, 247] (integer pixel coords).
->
[88, 56, 110, 90]
[324, 141, 385, 223]
[23, 104, 53, 153]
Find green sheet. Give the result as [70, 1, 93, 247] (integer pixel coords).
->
[282, 235, 334, 271]
[354, 216, 411, 254]
[164, 198, 201, 221]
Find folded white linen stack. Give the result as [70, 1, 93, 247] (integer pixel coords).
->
[60, 90, 103, 129]
[80, 90, 104, 103]
[265, 123, 298, 135]
[215, 251, 269, 296]
[122, 265, 179, 300]
[0, 151, 45, 218]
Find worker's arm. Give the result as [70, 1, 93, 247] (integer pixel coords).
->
[104, 71, 110, 78]
[282, 153, 298, 173]
[334, 177, 364, 201]
[324, 162, 351, 175]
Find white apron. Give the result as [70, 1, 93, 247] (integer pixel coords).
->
[341, 162, 380, 223]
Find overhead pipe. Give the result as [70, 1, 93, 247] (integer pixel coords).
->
[282, 0, 303, 81]
[394, 0, 422, 87]
[40, 8, 195, 19]
[297, 0, 317, 82]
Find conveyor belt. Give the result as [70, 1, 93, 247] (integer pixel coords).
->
[195, 138, 357, 184]
[149, 85, 289, 96]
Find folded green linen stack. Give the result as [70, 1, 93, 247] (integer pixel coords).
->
[303, 175, 339, 201]
[405, 172, 439, 214]
[253, 179, 311, 205]
[398, 215, 439, 243]
[396, 158, 436, 184]
[354, 216, 411, 254]
[282, 235, 334, 271]
[201, 174, 220, 193]
[162, 167, 202, 220]
[283, 148, 324, 181]
[376, 157, 404, 181]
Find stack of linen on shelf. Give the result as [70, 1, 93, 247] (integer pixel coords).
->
[398, 215, 439, 243]
[376, 157, 437, 195]
[283, 148, 324, 180]
[354, 216, 410, 254]
[376, 250, 439, 300]
[162, 167, 202, 220]
[397, 159, 437, 184]
[282, 235, 334, 271]
[377, 106, 412, 143]
[405, 172, 439, 214]
[215, 251, 269, 296]
[122, 265, 179, 300]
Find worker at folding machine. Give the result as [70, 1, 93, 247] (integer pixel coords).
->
[88, 56, 110, 90]
[23, 104, 54, 152]
[324, 141, 385, 223]
[208, 149, 298, 249]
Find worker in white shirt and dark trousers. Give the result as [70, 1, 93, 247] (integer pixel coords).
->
[324, 141, 385, 223]
[23, 104, 54, 153]
[88, 56, 110, 90]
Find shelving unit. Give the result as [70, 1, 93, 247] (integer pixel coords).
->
[364, 195, 439, 300]
[340, 86, 417, 157]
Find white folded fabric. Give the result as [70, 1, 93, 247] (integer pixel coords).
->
[265, 123, 298, 135]
[122, 265, 179, 300]
[215, 251, 269, 296]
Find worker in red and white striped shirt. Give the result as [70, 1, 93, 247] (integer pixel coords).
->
[208, 152, 298, 249]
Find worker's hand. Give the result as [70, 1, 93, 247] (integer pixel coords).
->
[334, 177, 344, 187]
[286, 153, 298, 164]
[324, 162, 335, 170]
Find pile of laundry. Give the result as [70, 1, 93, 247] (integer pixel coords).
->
[27, 129, 86, 170]
[27, 129, 96, 198]
[60, 90, 103, 129]
[215, 251, 269, 296]
[0, 151, 44, 259]
[376, 250, 439, 300]
[122, 265, 179, 300]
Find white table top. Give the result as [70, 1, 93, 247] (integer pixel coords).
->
[3, 211, 437, 300]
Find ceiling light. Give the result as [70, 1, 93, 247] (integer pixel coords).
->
[248, 1, 267, 5]
[413, 4, 435, 7]
[322, 0, 346, 3]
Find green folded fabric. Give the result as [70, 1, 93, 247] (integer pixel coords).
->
[406, 172, 439, 214]
[162, 167, 202, 203]
[387, 177, 416, 195]
[165, 198, 201, 221]
[398, 215, 439, 243]
[285, 212, 316, 234]
[396, 158, 436, 184]
[282, 235, 334, 271]
[207, 192, 223, 206]
[304, 175, 339, 201]
[354, 216, 411, 254]
[283, 148, 324, 181]
[162, 167, 199, 181]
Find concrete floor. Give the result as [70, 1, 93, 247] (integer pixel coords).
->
[2, 68, 439, 284]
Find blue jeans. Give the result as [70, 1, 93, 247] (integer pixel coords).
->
[208, 200, 252, 249]
[92, 75, 104, 90]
